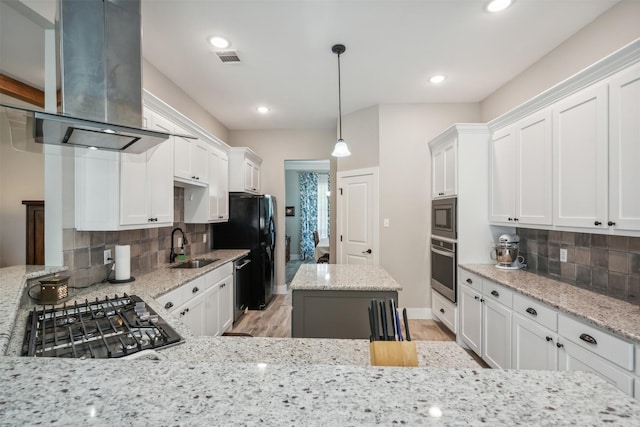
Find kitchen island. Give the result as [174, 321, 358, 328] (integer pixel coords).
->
[290, 264, 402, 339]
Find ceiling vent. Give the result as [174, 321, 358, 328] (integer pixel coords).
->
[215, 50, 241, 63]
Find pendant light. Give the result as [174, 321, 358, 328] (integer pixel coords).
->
[331, 44, 351, 157]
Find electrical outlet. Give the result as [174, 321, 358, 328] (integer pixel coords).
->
[203, 233, 207, 243]
[104, 249, 112, 265]
[560, 248, 568, 263]
[383, 218, 390, 228]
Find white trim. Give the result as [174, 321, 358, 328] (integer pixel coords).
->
[275, 285, 288, 295]
[285, 160, 330, 171]
[403, 307, 432, 320]
[336, 167, 380, 265]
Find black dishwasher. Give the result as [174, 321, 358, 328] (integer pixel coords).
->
[233, 256, 252, 323]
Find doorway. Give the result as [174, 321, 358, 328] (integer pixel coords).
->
[284, 160, 330, 285]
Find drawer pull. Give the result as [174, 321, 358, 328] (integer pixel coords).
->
[164, 302, 173, 310]
[491, 290, 499, 297]
[466, 278, 472, 284]
[556, 342, 564, 348]
[180, 308, 189, 316]
[525, 307, 537, 316]
[192, 286, 200, 293]
[579, 333, 597, 345]
[474, 295, 479, 301]
[546, 336, 553, 342]
[439, 308, 445, 314]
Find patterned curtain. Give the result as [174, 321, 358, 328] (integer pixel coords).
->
[299, 172, 318, 260]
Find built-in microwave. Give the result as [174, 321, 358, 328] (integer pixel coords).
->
[432, 197, 456, 240]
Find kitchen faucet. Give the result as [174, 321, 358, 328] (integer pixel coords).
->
[169, 227, 188, 263]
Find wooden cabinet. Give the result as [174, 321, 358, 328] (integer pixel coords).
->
[553, 84, 609, 229]
[430, 136, 457, 198]
[229, 147, 262, 194]
[608, 63, 640, 231]
[489, 109, 552, 225]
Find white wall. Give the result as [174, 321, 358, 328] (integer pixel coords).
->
[335, 105, 380, 172]
[378, 104, 480, 311]
[228, 129, 336, 292]
[481, 0, 640, 122]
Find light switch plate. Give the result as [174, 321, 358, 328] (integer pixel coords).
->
[560, 248, 567, 263]
[383, 218, 390, 228]
[203, 233, 207, 243]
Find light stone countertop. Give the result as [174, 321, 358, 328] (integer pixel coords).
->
[460, 264, 640, 344]
[289, 264, 402, 291]
[1, 356, 639, 425]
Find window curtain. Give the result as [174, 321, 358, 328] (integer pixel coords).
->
[317, 174, 329, 239]
[299, 172, 318, 260]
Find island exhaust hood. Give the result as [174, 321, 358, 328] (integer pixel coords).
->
[0, 0, 193, 154]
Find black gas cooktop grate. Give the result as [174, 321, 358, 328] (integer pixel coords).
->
[22, 294, 183, 359]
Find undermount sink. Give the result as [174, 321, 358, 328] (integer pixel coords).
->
[170, 258, 220, 269]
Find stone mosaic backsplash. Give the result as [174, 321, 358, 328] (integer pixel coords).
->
[517, 228, 640, 305]
[62, 187, 210, 287]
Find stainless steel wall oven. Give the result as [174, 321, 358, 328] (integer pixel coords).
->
[431, 237, 457, 303]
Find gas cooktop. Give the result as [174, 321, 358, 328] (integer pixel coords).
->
[22, 294, 183, 359]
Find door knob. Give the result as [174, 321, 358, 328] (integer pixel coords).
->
[362, 249, 372, 254]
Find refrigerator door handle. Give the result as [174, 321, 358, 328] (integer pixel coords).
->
[235, 259, 252, 270]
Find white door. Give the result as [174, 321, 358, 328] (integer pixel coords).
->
[337, 168, 378, 265]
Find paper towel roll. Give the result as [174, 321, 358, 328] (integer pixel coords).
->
[115, 245, 131, 280]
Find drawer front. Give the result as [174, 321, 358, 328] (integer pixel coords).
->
[458, 268, 482, 293]
[156, 285, 186, 312]
[513, 293, 557, 332]
[482, 280, 513, 308]
[559, 314, 634, 371]
[432, 290, 456, 333]
[205, 262, 234, 286]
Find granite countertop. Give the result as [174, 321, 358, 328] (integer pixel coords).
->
[460, 264, 640, 344]
[1, 357, 639, 425]
[289, 264, 402, 291]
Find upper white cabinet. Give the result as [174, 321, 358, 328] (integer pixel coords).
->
[553, 84, 609, 229]
[608, 63, 640, 231]
[174, 127, 210, 186]
[490, 110, 552, 226]
[229, 147, 262, 194]
[430, 136, 457, 198]
[184, 144, 230, 224]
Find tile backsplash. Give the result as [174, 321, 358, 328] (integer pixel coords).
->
[62, 187, 210, 287]
[517, 228, 640, 305]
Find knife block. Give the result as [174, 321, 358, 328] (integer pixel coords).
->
[369, 341, 418, 367]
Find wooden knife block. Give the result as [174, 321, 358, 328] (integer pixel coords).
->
[369, 341, 418, 367]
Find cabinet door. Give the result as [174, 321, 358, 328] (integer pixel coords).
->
[553, 84, 608, 228]
[483, 297, 512, 369]
[203, 285, 221, 336]
[459, 285, 482, 356]
[443, 140, 456, 196]
[174, 133, 192, 180]
[177, 296, 207, 336]
[432, 148, 445, 198]
[218, 154, 229, 220]
[609, 64, 640, 231]
[191, 141, 210, 183]
[558, 340, 634, 396]
[120, 151, 149, 226]
[208, 150, 221, 220]
[218, 276, 233, 333]
[516, 110, 552, 225]
[252, 163, 261, 193]
[146, 140, 174, 225]
[243, 161, 253, 191]
[489, 126, 516, 223]
[512, 314, 558, 370]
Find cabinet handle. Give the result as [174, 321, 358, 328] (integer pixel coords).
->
[514, 218, 519, 222]
[579, 333, 597, 345]
[164, 302, 173, 310]
[438, 192, 444, 196]
[525, 307, 537, 316]
[508, 217, 513, 221]
[180, 308, 189, 316]
[192, 176, 196, 179]
[466, 278, 472, 284]
[480, 298, 485, 303]
[607, 221, 616, 226]
[491, 290, 499, 297]
[192, 286, 199, 293]
[439, 308, 445, 314]
[474, 295, 479, 301]
[221, 283, 226, 288]
[546, 336, 553, 342]
[594, 221, 602, 226]
[556, 342, 564, 348]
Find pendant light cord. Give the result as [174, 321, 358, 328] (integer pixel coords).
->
[337, 51, 342, 139]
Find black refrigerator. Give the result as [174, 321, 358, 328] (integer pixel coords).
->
[211, 193, 276, 310]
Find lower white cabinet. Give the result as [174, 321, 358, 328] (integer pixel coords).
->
[512, 314, 558, 370]
[482, 297, 512, 369]
[459, 282, 482, 356]
[175, 292, 207, 336]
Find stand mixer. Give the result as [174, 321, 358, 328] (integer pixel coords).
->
[493, 234, 526, 270]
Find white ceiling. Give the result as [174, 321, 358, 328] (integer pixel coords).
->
[0, 1, 621, 131]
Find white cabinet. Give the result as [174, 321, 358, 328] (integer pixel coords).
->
[489, 109, 552, 225]
[204, 267, 234, 335]
[459, 278, 482, 355]
[482, 296, 512, 369]
[174, 127, 210, 186]
[229, 147, 262, 194]
[512, 314, 558, 371]
[431, 289, 456, 333]
[608, 63, 640, 231]
[209, 148, 229, 222]
[552, 83, 609, 228]
[430, 136, 457, 198]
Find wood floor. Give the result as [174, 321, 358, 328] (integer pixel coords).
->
[230, 293, 456, 341]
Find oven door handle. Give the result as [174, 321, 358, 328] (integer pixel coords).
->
[431, 246, 454, 257]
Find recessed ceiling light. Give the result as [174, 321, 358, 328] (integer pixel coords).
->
[208, 36, 230, 49]
[429, 75, 447, 84]
[486, 0, 513, 13]
[257, 106, 270, 114]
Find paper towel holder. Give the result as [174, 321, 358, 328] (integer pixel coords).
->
[106, 259, 136, 284]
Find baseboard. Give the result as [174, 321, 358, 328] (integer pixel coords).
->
[275, 284, 288, 295]
[402, 307, 432, 320]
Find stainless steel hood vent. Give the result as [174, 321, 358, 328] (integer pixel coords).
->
[0, 0, 194, 154]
